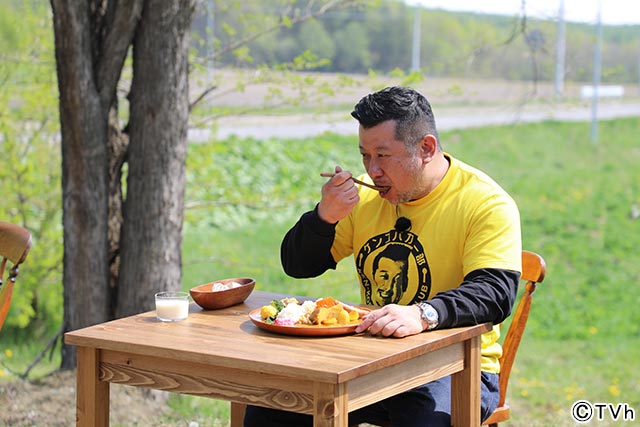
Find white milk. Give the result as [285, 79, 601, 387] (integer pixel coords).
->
[155, 298, 189, 321]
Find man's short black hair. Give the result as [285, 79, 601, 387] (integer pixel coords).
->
[351, 86, 440, 149]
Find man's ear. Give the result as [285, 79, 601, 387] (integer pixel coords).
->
[419, 134, 439, 162]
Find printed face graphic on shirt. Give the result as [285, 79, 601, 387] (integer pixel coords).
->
[356, 229, 431, 306]
[371, 244, 409, 305]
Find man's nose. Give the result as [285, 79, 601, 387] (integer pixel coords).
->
[367, 159, 383, 178]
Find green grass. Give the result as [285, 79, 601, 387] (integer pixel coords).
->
[504, 336, 640, 426]
[0, 337, 60, 380]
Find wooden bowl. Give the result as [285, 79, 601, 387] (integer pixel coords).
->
[190, 277, 255, 310]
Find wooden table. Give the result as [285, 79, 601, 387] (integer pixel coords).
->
[65, 291, 490, 427]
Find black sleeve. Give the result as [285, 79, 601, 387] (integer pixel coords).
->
[280, 205, 338, 278]
[427, 268, 520, 329]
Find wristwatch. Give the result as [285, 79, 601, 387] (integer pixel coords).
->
[415, 302, 439, 330]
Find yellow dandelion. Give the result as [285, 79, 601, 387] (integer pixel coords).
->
[520, 389, 529, 397]
[572, 190, 585, 201]
[609, 384, 621, 396]
[609, 378, 621, 397]
[4, 349, 13, 358]
[0, 368, 4, 378]
[588, 326, 598, 335]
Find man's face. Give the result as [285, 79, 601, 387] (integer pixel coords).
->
[358, 120, 426, 204]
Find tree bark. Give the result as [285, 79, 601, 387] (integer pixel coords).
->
[117, 1, 193, 317]
[51, 1, 112, 370]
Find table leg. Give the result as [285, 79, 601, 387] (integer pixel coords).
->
[230, 387, 347, 427]
[76, 346, 109, 427]
[230, 402, 246, 427]
[313, 383, 347, 427]
[450, 335, 481, 427]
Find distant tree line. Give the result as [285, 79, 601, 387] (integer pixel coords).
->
[193, 0, 640, 84]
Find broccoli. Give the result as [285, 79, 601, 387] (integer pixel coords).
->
[270, 299, 285, 312]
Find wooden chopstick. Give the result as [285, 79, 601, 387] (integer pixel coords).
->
[320, 172, 387, 191]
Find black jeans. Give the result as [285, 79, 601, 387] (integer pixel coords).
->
[244, 371, 500, 427]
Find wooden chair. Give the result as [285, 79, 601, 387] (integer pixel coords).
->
[0, 221, 32, 332]
[482, 250, 546, 427]
[355, 250, 546, 427]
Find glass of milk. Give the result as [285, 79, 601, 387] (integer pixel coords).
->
[155, 291, 190, 322]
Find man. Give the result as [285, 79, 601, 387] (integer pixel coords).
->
[244, 86, 522, 426]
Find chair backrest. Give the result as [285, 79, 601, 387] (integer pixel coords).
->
[496, 250, 546, 408]
[0, 221, 32, 332]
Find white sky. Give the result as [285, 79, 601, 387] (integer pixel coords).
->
[406, 0, 640, 25]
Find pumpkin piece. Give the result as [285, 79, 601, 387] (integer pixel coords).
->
[337, 307, 350, 325]
[319, 305, 346, 325]
[312, 307, 329, 325]
[311, 300, 362, 326]
[322, 316, 338, 325]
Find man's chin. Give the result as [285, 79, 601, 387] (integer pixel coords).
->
[379, 189, 397, 203]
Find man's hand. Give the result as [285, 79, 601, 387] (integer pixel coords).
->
[355, 304, 425, 338]
[317, 165, 359, 224]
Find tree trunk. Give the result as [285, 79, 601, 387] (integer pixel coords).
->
[51, 0, 191, 369]
[117, 1, 193, 317]
[51, 1, 113, 370]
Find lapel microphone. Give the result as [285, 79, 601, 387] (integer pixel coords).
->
[395, 216, 412, 232]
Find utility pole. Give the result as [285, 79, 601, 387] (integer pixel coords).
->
[555, 0, 566, 99]
[591, 0, 602, 144]
[207, 0, 215, 82]
[411, 7, 422, 71]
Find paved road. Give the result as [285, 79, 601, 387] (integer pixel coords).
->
[189, 101, 640, 141]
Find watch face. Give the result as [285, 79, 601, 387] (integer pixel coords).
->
[424, 306, 436, 320]
[419, 303, 438, 329]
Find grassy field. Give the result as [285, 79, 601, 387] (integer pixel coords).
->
[2, 117, 639, 426]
